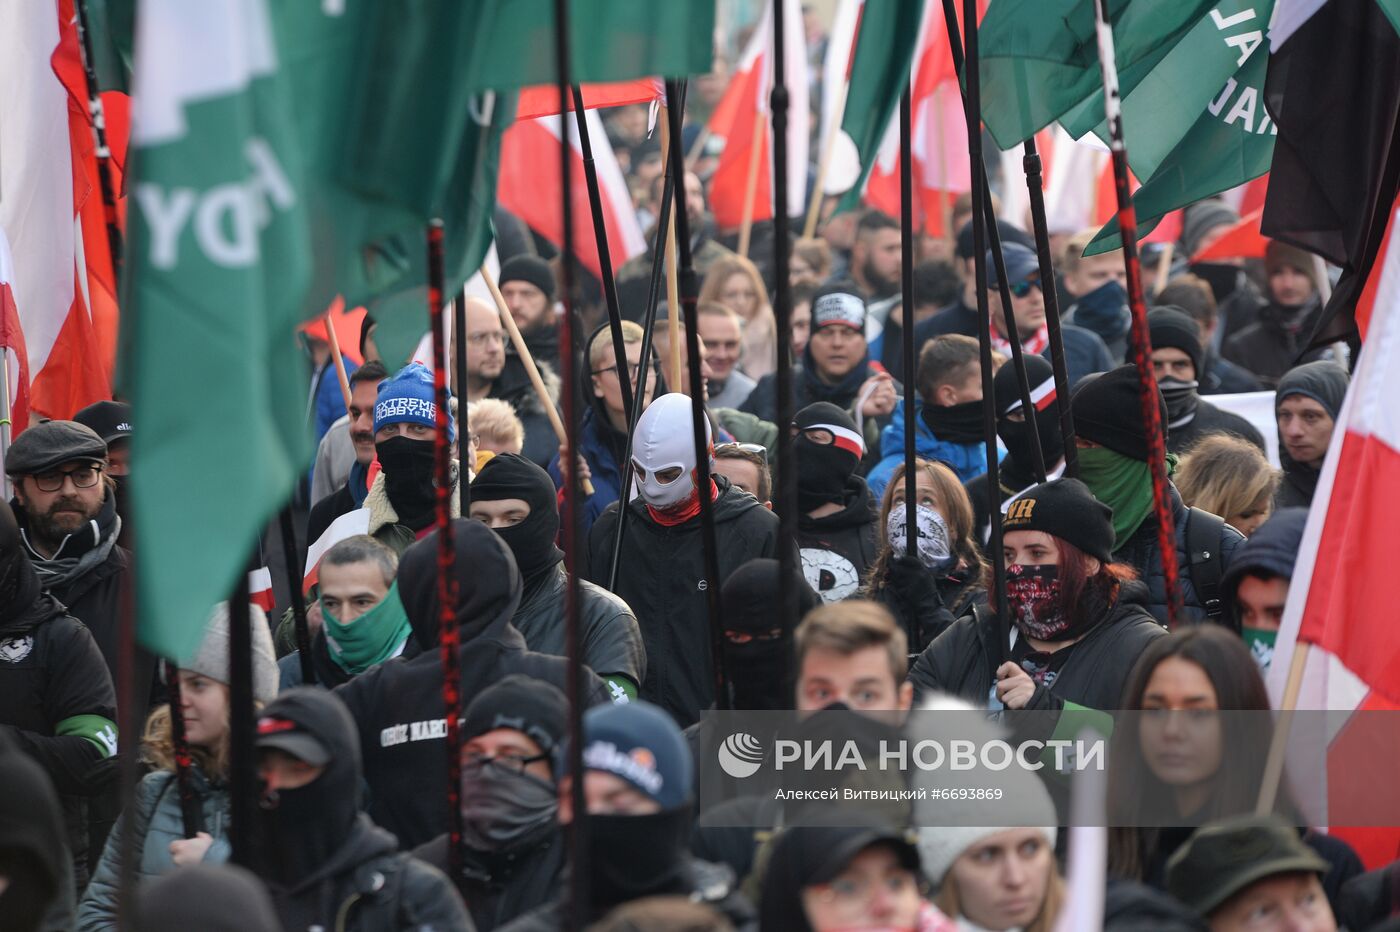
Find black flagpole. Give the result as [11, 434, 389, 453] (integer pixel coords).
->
[664, 80, 727, 710]
[772, 0, 798, 637]
[899, 87, 920, 646]
[571, 84, 635, 425]
[454, 294, 472, 514]
[227, 566, 256, 868]
[960, 0, 1009, 667]
[278, 506, 315, 686]
[72, 0, 124, 279]
[554, 1, 588, 926]
[114, 569, 140, 930]
[163, 660, 204, 838]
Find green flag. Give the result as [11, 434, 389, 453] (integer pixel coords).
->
[979, 0, 1219, 149]
[81, 0, 135, 93]
[835, 0, 928, 213]
[124, 0, 311, 661]
[1084, 32, 1275, 256]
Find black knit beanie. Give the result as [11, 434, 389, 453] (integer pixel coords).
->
[499, 255, 557, 303]
[1148, 307, 1204, 379]
[1070, 364, 1169, 462]
[1002, 478, 1115, 563]
[461, 674, 568, 756]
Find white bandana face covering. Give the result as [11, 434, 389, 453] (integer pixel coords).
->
[886, 503, 954, 571]
[631, 393, 711, 509]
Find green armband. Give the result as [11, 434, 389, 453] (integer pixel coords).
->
[57, 714, 118, 758]
[602, 675, 638, 703]
[1038, 701, 1114, 773]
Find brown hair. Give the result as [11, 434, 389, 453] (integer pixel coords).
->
[1155, 273, 1218, 328]
[1175, 434, 1278, 531]
[698, 255, 772, 323]
[1060, 228, 1121, 279]
[714, 443, 771, 502]
[793, 237, 833, 279]
[916, 334, 980, 404]
[142, 702, 231, 780]
[865, 459, 987, 596]
[795, 600, 908, 684]
[936, 866, 1066, 932]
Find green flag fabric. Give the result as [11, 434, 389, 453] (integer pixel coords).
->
[125, 0, 312, 662]
[1084, 14, 1275, 256]
[979, 0, 1219, 149]
[836, 0, 928, 213]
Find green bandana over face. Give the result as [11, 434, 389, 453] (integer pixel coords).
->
[322, 581, 412, 675]
[1076, 446, 1178, 550]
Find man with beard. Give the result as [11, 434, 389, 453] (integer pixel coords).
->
[252, 688, 469, 930]
[867, 334, 997, 497]
[847, 210, 902, 302]
[1148, 307, 1264, 455]
[1273, 360, 1348, 509]
[470, 453, 645, 701]
[308, 360, 388, 507]
[498, 255, 560, 371]
[414, 676, 568, 931]
[335, 519, 611, 848]
[964, 354, 1066, 543]
[500, 702, 755, 931]
[0, 500, 116, 896]
[71, 401, 133, 550]
[588, 393, 782, 729]
[462, 296, 562, 468]
[792, 403, 878, 604]
[1223, 241, 1331, 387]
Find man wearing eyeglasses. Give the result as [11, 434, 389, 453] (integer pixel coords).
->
[461, 296, 562, 469]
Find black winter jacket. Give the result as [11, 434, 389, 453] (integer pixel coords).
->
[1221, 298, 1329, 387]
[415, 831, 563, 932]
[587, 477, 783, 728]
[511, 563, 646, 692]
[1112, 486, 1245, 626]
[866, 561, 985, 655]
[797, 477, 878, 604]
[1167, 398, 1266, 455]
[907, 580, 1165, 709]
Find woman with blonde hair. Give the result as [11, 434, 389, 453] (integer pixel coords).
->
[1174, 433, 1279, 537]
[699, 254, 778, 380]
[77, 605, 279, 929]
[862, 458, 987, 654]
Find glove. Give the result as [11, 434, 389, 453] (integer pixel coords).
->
[885, 555, 954, 651]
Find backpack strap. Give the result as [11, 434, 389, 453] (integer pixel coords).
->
[1185, 507, 1226, 619]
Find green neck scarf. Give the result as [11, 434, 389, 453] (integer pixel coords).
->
[322, 581, 412, 675]
[1077, 447, 1178, 550]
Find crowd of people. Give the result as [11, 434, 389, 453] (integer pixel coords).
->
[0, 12, 1384, 932]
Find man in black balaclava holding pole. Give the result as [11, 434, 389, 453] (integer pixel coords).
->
[792, 403, 878, 604]
[469, 454, 645, 702]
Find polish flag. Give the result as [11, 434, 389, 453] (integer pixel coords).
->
[303, 508, 372, 594]
[706, 0, 809, 231]
[247, 567, 276, 614]
[0, 1, 123, 421]
[515, 78, 663, 122]
[1268, 205, 1400, 868]
[0, 227, 33, 436]
[497, 109, 647, 281]
[1191, 208, 1268, 263]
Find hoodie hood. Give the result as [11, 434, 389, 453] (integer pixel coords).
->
[398, 517, 523, 650]
[0, 733, 66, 927]
[1221, 508, 1308, 609]
[0, 500, 48, 637]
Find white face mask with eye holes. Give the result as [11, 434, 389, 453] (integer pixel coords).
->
[631, 393, 711, 509]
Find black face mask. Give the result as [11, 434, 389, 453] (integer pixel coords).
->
[587, 808, 691, 909]
[258, 775, 357, 885]
[1189, 262, 1241, 303]
[460, 761, 558, 854]
[921, 399, 985, 445]
[722, 632, 792, 711]
[794, 435, 858, 512]
[999, 412, 1065, 477]
[375, 436, 437, 527]
[1159, 377, 1200, 426]
[493, 517, 564, 585]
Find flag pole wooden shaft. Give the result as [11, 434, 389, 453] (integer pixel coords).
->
[322, 311, 353, 411]
[804, 79, 850, 240]
[658, 106, 684, 390]
[1150, 241, 1174, 300]
[738, 108, 767, 258]
[1256, 642, 1310, 815]
[481, 268, 594, 496]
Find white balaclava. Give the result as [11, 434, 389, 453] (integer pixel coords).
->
[631, 393, 712, 509]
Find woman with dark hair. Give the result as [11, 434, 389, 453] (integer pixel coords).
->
[907, 478, 1165, 710]
[1106, 625, 1362, 911]
[862, 458, 986, 655]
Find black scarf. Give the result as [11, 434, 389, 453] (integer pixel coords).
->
[586, 808, 692, 911]
[922, 399, 985, 444]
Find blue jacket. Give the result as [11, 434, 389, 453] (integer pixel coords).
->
[548, 407, 625, 539]
[1057, 323, 1115, 388]
[312, 355, 358, 443]
[866, 400, 1002, 498]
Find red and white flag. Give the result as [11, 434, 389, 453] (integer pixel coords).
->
[1269, 199, 1400, 867]
[497, 109, 647, 282]
[302, 508, 372, 595]
[248, 566, 276, 614]
[706, 0, 809, 231]
[515, 78, 663, 122]
[0, 227, 33, 437]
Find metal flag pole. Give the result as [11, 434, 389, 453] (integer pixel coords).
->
[899, 86, 920, 652]
[72, 0, 124, 279]
[453, 294, 471, 513]
[1092, 0, 1182, 626]
[227, 566, 257, 868]
[164, 660, 205, 838]
[772, 0, 799, 639]
[278, 507, 315, 686]
[664, 79, 727, 711]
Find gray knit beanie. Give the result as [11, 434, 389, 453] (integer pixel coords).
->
[183, 602, 279, 705]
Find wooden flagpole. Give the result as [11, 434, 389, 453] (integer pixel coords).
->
[737, 108, 767, 259]
[803, 79, 850, 240]
[658, 106, 684, 390]
[322, 312, 353, 411]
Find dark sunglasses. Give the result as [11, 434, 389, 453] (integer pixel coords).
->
[1008, 276, 1042, 299]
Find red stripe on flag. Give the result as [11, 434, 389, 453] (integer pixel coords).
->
[515, 79, 662, 121]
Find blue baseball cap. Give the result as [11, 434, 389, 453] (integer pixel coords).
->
[987, 242, 1042, 290]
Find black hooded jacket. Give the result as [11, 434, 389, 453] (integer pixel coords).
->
[1221, 297, 1329, 387]
[907, 579, 1166, 709]
[1274, 361, 1349, 509]
[335, 520, 611, 849]
[0, 730, 74, 931]
[415, 830, 563, 932]
[798, 476, 878, 603]
[254, 689, 470, 931]
[586, 476, 784, 729]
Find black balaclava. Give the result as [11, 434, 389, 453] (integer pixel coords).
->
[374, 436, 438, 530]
[0, 501, 42, 633]
[471, 453, 564, 586]
[255, 688, 362, 887]
[397, 517, 523, 650]
[719, 559, 822, 711]
[993, 354, 1064, 480]
[793, 402, 865, 512]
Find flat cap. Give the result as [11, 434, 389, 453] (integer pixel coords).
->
[5, 420, 108, 477]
